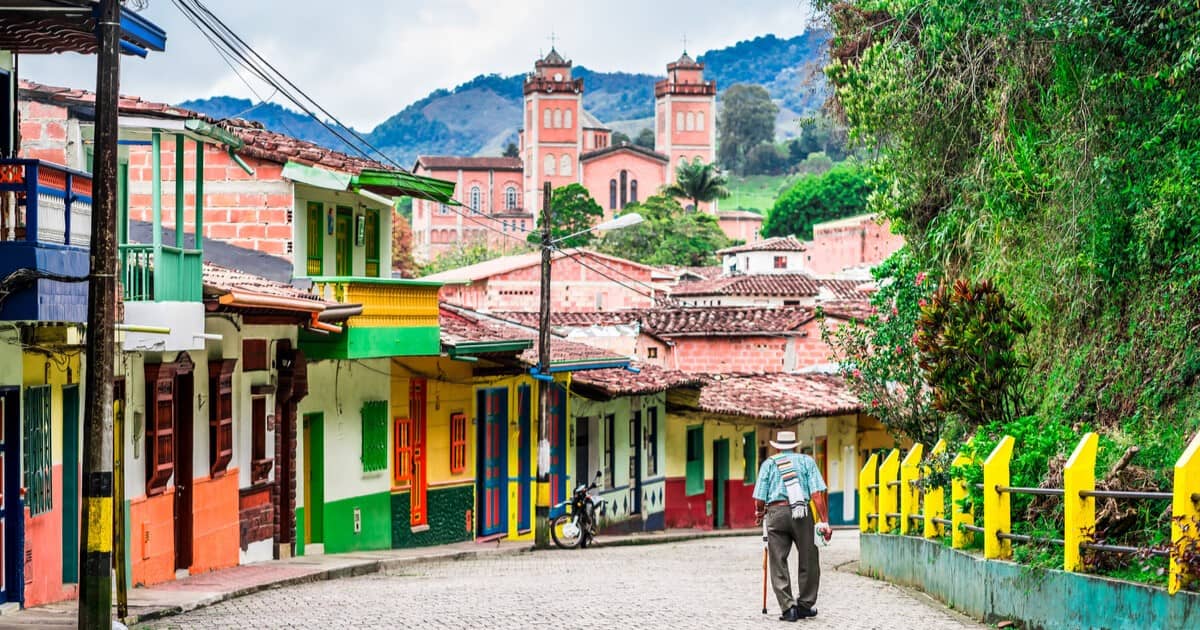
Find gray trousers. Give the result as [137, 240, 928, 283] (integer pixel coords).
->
[766, 504, 820, 612]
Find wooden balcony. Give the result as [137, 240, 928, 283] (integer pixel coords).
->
[300, 276, 443, 360]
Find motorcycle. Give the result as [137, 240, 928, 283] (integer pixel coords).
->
[550, 471, 602, 549]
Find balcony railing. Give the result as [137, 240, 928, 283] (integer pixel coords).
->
[120, 243, 203, 302]
[654, 80, 717, 98]
[0, 159, 92, 248]
[309, 276, 440, 328]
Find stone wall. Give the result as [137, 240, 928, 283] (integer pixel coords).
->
[391, 484, 475, 549]
[239, 485, 274, 550]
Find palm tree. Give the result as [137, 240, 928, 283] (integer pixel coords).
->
[664, 160, 731, 211]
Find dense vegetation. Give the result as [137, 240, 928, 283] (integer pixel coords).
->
[822, 0, 1200, 585]
[761, 162, 871, 239]
[596, 194, 730, 266]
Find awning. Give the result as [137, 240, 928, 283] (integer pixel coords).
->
[0, 1, 167, 57]
[283, 161, 457, 205]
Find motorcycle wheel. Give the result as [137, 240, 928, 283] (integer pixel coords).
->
[550, 514, 583, 549]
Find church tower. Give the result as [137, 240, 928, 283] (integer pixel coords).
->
[654, 51, 717, 211]
[521, 47, 583, 219]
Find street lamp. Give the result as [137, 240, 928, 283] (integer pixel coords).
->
[533, 183, 643, 549]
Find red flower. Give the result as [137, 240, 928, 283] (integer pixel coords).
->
[852, 369, 862, 379]
[918, 298, 927, 307]
[916, 272, 927, 286]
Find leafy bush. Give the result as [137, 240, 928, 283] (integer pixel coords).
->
[762, 162, 872, 239]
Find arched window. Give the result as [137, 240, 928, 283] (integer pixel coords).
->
[563, 109, 573, 128]
[505, 186, 518, 210]
[619, 170, 628, 209]
[553, 109, 563, 128]
[560, 154, 572, 176]
[543, 108, 552, 128]
[469, 185, 481, 213]
[630, 179, 638, 204]
[686, 112, 695, 131]
[675, 111, 685, 132]
[544, 153, 556, 176]
[609, 179, 617, 210]
[697, 111, 706, 131]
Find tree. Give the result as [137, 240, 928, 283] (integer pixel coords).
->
[664, 160, 731, 211]
[633, 127, 655, 150]
[611, 131, 632, 146]
[419, 240, 519, 276]
[502, 142, 520, 158]
[743, 142, 788, 175]
[391, 212, 417, 278]
[761, 162, 871, 239]
[525, 183, 604, 248]
[717, 83, 778, 174]
[596, 194, 731, 266]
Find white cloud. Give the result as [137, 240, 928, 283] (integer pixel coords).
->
[20, 0, 817, 129]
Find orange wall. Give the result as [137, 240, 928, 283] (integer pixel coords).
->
[23, 466, 75, 607]
[129, 491, 175, 587]
[189, 470, 240, 575]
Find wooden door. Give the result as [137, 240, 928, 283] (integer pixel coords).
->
[61, 385, 79, 583]
[630, 410, 642, 516]
[516, 385, 531, 532]
[335, 207, 352, 276]
[476, 389, 507, 537]
[173, 362, 195, 571]
[409, 379, 428, 528]
[713, 440, 729, 529]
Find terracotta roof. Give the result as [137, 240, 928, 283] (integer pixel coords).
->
[639, 307, 815, 336]
[579, 143, 669, 164]
[818, 300, 876, 321]
[494, 311, 636, 328]
[539, 47, 568, 66]
[669, 273, 821, 298]
[440, 305, 627, 368]
[422, 249, 657, 283]
[572, 362, 707, 397]
[819, 279, 871, 300]
[414, 156, 523, 171]
[672, 51, 701, 68]
[202, 263, 324, 303]
[717, 236, 806, 255]
[19, 80, 401, 177]
[697, 373, 859, 422]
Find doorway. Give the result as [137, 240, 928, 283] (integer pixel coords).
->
[0, 389, 20, 604]
[408, 379, 428, 528]
[61, 385, 79, 584]
[335, 206, 353, 276]
[172, 358, 195, 573]
[476, 388, 508, 537]
[574, 417, 590, 493]
[517, 385, 531, 532]
[630, 410, 642, 516]
[302, 413, 324, 549]
[712, 439, 729, 529]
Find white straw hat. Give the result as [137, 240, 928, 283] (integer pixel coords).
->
[769, 430, 799, 450]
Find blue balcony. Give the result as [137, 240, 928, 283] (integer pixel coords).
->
[0, 159, 91, 323]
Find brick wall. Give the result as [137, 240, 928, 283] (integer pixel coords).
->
[17, 100, 71, 166]
[439, 255, 658, 313]
[664, 320, 835, 373]
[239, 485, 274, 550]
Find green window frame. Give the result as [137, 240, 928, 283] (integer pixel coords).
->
[743, 430, 756, 485]
[361, 400, 388, 472]
[364, 208, 380, 278]
[685, 425, 704, 496]
[306, 201, 323, 275]
[23, 385, 53, 515]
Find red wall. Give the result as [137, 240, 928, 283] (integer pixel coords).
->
[23, 466, 74, 607]
[17, 100, 70, 165]
[189, 471, 240, 575]
[664, 478, 756, 530]
[439, 254, 659, 313]
[806, 216, 904, 276]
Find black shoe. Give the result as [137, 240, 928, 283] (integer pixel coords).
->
[796, 605, 818, 619]
[778, 606, 800, 622]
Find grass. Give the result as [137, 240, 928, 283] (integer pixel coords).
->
[725, 174, 799, 213]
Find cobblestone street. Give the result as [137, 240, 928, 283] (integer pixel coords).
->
[138, 535, 983, 629]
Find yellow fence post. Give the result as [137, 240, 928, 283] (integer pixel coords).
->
[983, 436, 1015, 560]
[878, 449, 900, 533]
[900, 443, 924, 535]
[951, 452, 975, 549]
[1063, 432, 1098, 573]
[924, 439, 947, 539]
[859, 453, 879, 532]
[1169, 430, 1200, 595]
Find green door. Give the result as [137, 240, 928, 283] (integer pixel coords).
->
[303, 413, 324, 546]
[713, 439, 729, 529]
[335, 207, 353, 276]
[62, 386, 80, 583]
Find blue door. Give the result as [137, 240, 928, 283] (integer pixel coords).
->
[516, 385, 531, 532]
[476, 388, 508, 537]
[0, 388, 21, 604]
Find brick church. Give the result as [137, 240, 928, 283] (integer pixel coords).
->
[411, 46, 751, 263]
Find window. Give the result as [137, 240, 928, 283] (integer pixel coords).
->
[242, 339, 268, 371]
[619, 170, 628, 208]
[630, 180, 638, 204]
[774, 255, 787, 270]
[604, 414, 616, 489]
[438, 203, 449, 215]
[505, 186, 518, 210]
[697, 111, 706, 131]
[553, 109, 563, 128]
[208, 359, 235, 477]
[544, 153, 556, 176]
[364, 208, 380, 277]
[145, 363, 175, 495]
[646, 407, 659, 477]
[306, 201, 323, 275]
[450, 412, 467, 473]
[23, 385, 52, 515]
[543, 108, 552, 128]
[563, 109, 573, 128]
[469, 186, 482, 213]
[250, 397, 272, 483]
[686, 111, 695, 131]
[743, 430, 757, 485]
[560, 154, 571, 177]
[503, 220, 509, 231]
[609, 179, 617, 210]
[361, 400, 387, 472]
[685, 425, 704, 495]
[676, 111, 685, 131]
[647, 346, 658, 359]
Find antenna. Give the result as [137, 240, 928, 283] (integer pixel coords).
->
[682, 34, 688, 54]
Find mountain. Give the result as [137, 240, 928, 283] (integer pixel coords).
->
[180, 30, 831, 167]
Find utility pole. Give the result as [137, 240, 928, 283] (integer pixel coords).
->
[534, 181, 553, 549]
[80, 0, 119, 626]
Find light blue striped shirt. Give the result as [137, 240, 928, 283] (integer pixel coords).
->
[752, 452, 827, 503]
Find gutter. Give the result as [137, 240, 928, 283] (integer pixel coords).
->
[318, 302, 364, 323]
[218, 290, 325, 313]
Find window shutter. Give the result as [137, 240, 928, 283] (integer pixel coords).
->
[361, 401, 387, 472]
[208, 359, 236, 476]
[393, 416, 412, 486]
[144, 363, 175, 495]
[685, 425, 704, 496]
[449, 412, 467, 474]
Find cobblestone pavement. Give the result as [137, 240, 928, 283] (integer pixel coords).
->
[138, 535, 983, 629]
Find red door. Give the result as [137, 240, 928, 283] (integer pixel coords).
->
[409, 380, 428, 528]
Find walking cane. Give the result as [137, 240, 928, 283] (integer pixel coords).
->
[761, 518, 768, 614]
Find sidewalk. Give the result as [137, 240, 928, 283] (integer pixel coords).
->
[0, 528, 757, 628]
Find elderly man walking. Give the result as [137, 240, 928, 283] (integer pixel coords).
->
[753, 430, 832, 622]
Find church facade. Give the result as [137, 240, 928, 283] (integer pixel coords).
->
[412, 48, 726, 263]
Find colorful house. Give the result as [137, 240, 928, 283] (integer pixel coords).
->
[664, 372, 894, 529]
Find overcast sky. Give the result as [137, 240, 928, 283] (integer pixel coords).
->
[21, 1, 818, 130]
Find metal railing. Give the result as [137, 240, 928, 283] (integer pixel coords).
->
[859, 431, 1200, 595]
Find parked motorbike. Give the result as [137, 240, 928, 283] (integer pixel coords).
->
[550, 471, 602, 549]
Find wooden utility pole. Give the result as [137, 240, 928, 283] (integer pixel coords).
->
[79, 0, 120, 625]
[534, 181, 553, 549]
